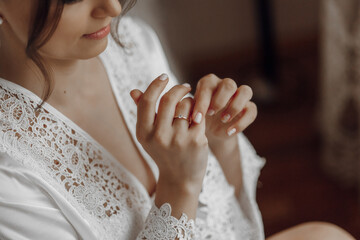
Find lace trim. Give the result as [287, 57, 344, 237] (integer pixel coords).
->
[0, 15, 266, 239]
[0, 16, 152, 240]
[137, 203, 195, 240]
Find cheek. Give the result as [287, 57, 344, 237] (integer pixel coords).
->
[39, 16, 87, 59]
[40, 25, 83, 58]
[38, 7, 107, 60]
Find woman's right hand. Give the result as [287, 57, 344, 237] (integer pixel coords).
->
[129, 74, 209, 195]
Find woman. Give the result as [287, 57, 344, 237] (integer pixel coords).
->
[0, 0, 355, 239]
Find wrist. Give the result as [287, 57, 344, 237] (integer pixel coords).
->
[156, 176, 202, 197]
[209, 135, 238, 158]
[155, 177, 201, 219]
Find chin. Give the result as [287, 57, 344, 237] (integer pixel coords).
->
[79, 37, 109, 59]
[40, 37, 109, 61]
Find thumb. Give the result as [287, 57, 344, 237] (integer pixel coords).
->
[129, 89, 143, 105]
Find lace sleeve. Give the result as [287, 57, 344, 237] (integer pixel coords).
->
[236, 133, 266, 201]
[137, 202, 196, 240]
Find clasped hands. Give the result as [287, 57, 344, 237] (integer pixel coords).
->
[129, 73, 256, 193]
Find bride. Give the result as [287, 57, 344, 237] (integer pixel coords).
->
[0, 0, 355, 239]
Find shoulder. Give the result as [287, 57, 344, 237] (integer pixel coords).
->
[107, 16, 180, 89]
[108, 16, 161, 57]
[122, 16, 160, 48]
[0, 152, 81, 239]
[0, 152, 57, 208]
[0, 79, 35, 132]
[0, 151, 93, 239]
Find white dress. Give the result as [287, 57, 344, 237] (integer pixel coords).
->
[0, 16, 266, 240]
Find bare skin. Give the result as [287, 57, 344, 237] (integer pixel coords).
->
[267, 221, 355, 240]
[55, 56, 157, 196]
[0, 0, 356, 239]
[0, 0, 206, 220]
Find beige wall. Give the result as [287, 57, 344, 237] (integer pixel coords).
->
[129, 0, 320, 80]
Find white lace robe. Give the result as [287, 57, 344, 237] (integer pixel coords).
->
[0, 16, 266, 240]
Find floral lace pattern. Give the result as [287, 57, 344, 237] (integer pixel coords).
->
[0, 17, 152, 240]
[137, 203, 195, 240]
[0, 16, 266, 240]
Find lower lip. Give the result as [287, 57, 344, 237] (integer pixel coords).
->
[83, 24, 110, 40]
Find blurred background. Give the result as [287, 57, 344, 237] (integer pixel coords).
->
[129, 0, 360, 238]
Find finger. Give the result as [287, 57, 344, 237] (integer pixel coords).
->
[192, 73, 221, 124]
[130, 89, 143, 106]
[207, 78, 238, 117]
[226, 101, 257, 137]
[173, 97, 194, 132]
[155, 83, 192, 131]
[137, 73, 169, 131]
[189, 104, 207, 145]
[220, 85, 253, 123]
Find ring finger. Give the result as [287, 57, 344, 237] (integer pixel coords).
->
[173, 97, 194, 132]
[155, 84, 192, 131]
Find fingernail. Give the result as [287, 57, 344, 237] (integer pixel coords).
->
[227, 128, 237, 136]
[159, 73, 168, 81]
[207, 109, 215, 116]
[221, 114, 231, 123]
[182, 83, 191, 88]
[194, 112, 202, 124]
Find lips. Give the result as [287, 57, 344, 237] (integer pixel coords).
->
[83, 24, 111, 40]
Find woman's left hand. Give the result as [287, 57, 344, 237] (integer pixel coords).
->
[191, 74, 257, 143]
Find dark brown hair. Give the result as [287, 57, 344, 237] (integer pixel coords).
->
[30, 0, 137, 112]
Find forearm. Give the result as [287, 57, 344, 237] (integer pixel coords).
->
[208, 135, 243, 196]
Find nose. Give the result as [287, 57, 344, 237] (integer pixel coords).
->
[92, 0, 122, 18]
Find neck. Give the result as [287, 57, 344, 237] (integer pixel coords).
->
[0, 33, 97, 105]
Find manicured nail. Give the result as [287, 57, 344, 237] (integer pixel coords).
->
[182, 83, 191, 88]
[227, 128, 237, 136]
[207, 109, 215, 116]
[194, 112, 202, 124]
[159, 73, 168, 81]
[221, 114, 231, 123]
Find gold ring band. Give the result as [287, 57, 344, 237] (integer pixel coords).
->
[173, 114, 189, 121]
